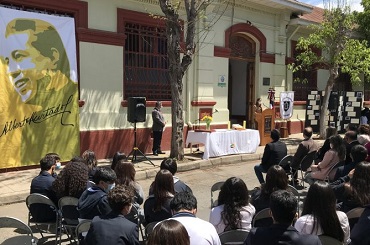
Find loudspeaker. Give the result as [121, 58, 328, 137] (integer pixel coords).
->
[328, 92, 338, 110]
[127, 97, 146, 123]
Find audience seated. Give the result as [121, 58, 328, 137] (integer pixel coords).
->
[344, 131, 360, 165]
[114, 160, 144, 222]
[254, 129, 287, 184]
[82, 149, 98, 181]
[169, 192, 221, 245]
[147, 219, 190, 245]
[84, 185, 139, 245]
[149, 158, 192, 195]
[111, 151, 127, 170]
[52, 161, 89, 200]
[316, 127, 337, 162]
[245, 190, 322, 245]
[350, 204, 370, 245]
[30, 155, 58, 205]
[294, 181, 349, 244]
[144, 169, 174, 224]
[358, 124, 370, 135]
[358, 134, 370, 162]
[305, 135, 345, 185]
[334, 145, 367, 181]
[291, 127, 318, 185]
[78, 167, 117, 220]
[332, 162, 370, 212]
[209, 177, 255, 233]
[251, 165, 288, 213]
[44, 152, 61, 169]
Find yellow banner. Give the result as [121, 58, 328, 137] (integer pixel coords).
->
[0, 8, 80, 168]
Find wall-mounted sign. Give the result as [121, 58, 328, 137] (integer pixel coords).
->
[263, 77, 270, 86]
[218, 75, 226, 87]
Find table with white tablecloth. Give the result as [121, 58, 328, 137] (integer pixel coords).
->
[185, 129, 260, 160]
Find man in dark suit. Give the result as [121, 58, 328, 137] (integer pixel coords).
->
[254, 129, 287, 184]
[290, 127, 318, 185]
[85, 185, 139, 245]
[152, 101, 166, 156]
[245, 190, 322, 245]
[344, 130, 360, 165]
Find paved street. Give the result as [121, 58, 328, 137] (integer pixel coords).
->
[0, 159, 266, 244]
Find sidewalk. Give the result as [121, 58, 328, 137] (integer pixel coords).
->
[0, 133, 324, 206]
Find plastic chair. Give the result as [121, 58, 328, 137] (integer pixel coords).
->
[279, 155, 294, 178]
[346, 207, 365, 230]
[252, 208, 273, 227]
[0, 216, 37, 245]
[219, 230, 249, 245]
[297, 151, 317, 187]
[58, 196, 79, 243]
[211, 181, 225, 208]
[26, 193, 61, 245]
[318, 235, 343, 245]
[75, 220, 92, 245]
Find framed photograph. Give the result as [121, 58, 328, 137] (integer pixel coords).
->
[345, 116, 350, 121]
[346, 101, 352, 107]
[357, 92, 363, 98]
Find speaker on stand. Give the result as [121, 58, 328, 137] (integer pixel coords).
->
[126, 97, 154, 166]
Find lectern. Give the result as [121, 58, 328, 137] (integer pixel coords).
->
[255, 109, 275, 146]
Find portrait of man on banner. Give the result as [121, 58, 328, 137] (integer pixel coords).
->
[0, 7, 80, 168]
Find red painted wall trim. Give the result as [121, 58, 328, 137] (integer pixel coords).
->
[364, 101, 370, 106]
[0, 0, 88, 28]
[214, 46, 231, 58]
[260, 52, 275, 64]
[121, 100, 172, 107]
[191, 101, 217, 106]
[275, 101, 306, 106]
[77, 28, 126, 46]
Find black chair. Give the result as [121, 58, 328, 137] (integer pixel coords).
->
[26, 193, 61, 245]
[346, 207, 365, 230]
[211, 181, 225, 208]
[296, 151, 317, 187]
[219, 230, 249, 245]
[58, 196, 79, 243]
[279, 155, 294, 182]
[318, 235, 343, 245]
[252, 208, 273, 227]
[145, 221, 158, 240]
[75, 220, 91, 245]
[287, 184, 300, 214]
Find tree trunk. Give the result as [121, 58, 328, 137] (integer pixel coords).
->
[319, 67, 338, 138]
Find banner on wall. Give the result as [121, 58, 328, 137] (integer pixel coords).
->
[280, 91, 294, 119]
[0, 7, 80, 168]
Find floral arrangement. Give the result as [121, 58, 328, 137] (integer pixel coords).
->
[201, 115, 213, 124]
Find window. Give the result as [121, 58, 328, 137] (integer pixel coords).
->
[291, 41, 318, 101]
[124, 22, 171, 100]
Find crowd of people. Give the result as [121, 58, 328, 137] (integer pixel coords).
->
[28, 123, 370, 245]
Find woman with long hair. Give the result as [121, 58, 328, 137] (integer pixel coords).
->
[305, 135, 346, 185]
[209, 177, 255, 233]
[82, 149, 98, 181]
[114, 160, 144, 221]
[316, 127, 338, 162]
[111, 151, 126, 170]
[144, 169, 175, 223]
[295, 181, 349, 244]
[147, 219, 190, 245]
[251, 165, 288, 213]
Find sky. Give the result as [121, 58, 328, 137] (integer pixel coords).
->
[300, 0, 364, 12]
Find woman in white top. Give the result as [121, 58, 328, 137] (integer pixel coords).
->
[295, 181, 350, 244]
[209, 177, 255, 233]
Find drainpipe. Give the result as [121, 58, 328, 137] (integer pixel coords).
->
[285, 25, 300, 91]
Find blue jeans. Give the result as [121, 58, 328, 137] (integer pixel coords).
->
[254, 164, 267, 184]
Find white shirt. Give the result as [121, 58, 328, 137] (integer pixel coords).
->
[294, 211, 350, 244]
[170, 212, 221, 245]
[209, 203, 255, 234]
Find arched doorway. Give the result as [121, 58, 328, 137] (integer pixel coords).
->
[228, 34, 256, 127]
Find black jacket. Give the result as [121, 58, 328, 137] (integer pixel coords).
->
[85, 211, 139, 245]
[245, 224, 322, 245]
[261, 140, 287, 170]
[77, 186, 111, 219]
[30, 170, 57, 205]
[350, 205, 370, 245]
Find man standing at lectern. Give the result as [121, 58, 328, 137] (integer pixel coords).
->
[152, 101, 166, 156]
